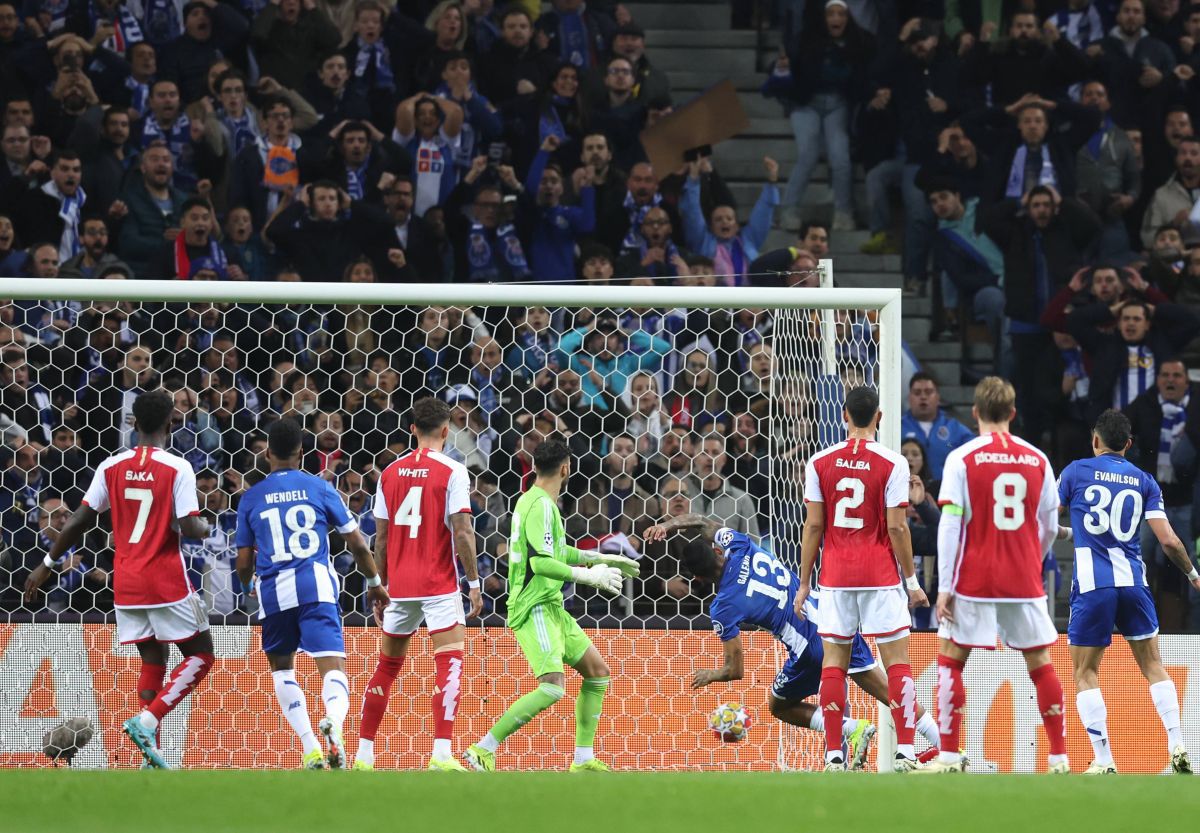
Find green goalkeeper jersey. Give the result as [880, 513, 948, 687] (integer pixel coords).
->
[506, 485, 580, 629]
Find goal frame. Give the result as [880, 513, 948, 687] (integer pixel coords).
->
[0, 262, 904, 771]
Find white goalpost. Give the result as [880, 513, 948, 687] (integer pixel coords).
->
[0, 269, 905, 772]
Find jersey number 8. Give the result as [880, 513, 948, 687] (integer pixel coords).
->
[992, 473, 1027, 531]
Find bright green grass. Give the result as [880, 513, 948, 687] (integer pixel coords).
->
[4, 770, 1198, 833]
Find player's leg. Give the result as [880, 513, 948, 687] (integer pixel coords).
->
[848, 663, 939, 751]
[295, 602, 351, 768]
[1119, 585, 1189, 772]
[814, 590, 858, 770]
[468, 605, 567, 771]
[1068, 586, 1117, 773]
[568, 619, 611, 771]
[1005, 601, 1069, 773]
[133, 640, 167, 755]
[268, 649, 324, 768]
[771, 651, 873, 769]
[1128, 634, 1190, 772]
[868, 588, 921, 768]
[426, 594, 468, 769]
[126, 598, 215, 768]
[354, 599, 414, 770]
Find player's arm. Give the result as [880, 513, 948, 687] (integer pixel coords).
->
[24, 505, 98, 601]
[691, 635, 744, 689]
[642, 513, 722, 545]
[1148, 517, 1200, 590]
[526, 501, 623, 595]
[935, 504, 963, 622]
[179, 513, 210, 540]
[888, 505, 928, 609]
[794, 501, 823, 618]
[235, 546, 255, 589]
[373, 522, 389, 585]
[343, 526, 389, 607]
[450, 512, 483, 618]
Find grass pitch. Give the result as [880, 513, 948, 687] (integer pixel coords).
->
[4, 769, 1198, 833]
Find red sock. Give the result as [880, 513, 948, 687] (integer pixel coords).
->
[1029, 662, 1067, 756]
[147, 653, 213, 722]
[819, 666, 848, 757]
[887, 663, 917, 746]
[431, 649, 464, 741]
[137, 662, 166, 709]
[358, 654, 405, 742]
[936, 655, 966, 754]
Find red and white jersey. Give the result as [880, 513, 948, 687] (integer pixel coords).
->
[938, 432, 1058, 601]
[81, 446, 201, 608]
[804, 439, 910, 588]
[373, 447, 471, 599]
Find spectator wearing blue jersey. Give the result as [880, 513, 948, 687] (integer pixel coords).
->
[900, 372, 974, 481]
[523, 134, 595, 281]
[1057, 408, 1199, 774]
[235, 418, 388, 770]
[642, 515, 942, 765]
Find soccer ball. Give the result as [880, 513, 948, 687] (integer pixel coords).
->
[709, 702, 753, 743]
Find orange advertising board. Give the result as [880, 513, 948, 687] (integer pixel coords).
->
[1, 626, 1195, 773]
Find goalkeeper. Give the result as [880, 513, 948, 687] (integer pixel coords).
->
[465, 437, 638, 773]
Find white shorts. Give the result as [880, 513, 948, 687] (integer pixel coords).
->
[817, 587, 911, 643]
[116, 594, 210, 645]
[381, 593, 465, 637]
[937, 597, 1058, 651]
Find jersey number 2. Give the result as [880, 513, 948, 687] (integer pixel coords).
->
[393, 486, 424, 539]
[832, 478, 865, 529]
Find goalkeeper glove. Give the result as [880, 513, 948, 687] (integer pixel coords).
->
[570, 564, 624, 596]
[579, 549, 640, 578]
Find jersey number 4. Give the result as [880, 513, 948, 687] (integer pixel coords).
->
[393, 486, 424, 538]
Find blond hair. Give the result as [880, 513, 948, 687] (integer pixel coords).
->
[973, 376, 1016, 424]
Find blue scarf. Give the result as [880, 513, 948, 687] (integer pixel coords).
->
[125, 75, 151, 118]
[346, 155, 370, 200]
[89, 0, 144, 51]
[219, 108, 260, 157]
[1005, 144, 1056, 198]
[142, 113, 196, 191]
[355, 38, 395, 90]
[466, 222, 530, 282]
[42, 180, 86, 261]
[418, 344, 447, 390]
[1086, 115, 1114, 160]
[558, 9, 591, 68]
[36, 0, 70, 34]
[621, 191, 661, 252]
[140, 0, 181, 45]
[471, 367, 500, 414]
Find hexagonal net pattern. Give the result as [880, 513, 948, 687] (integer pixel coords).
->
[0, 285, 898, 770]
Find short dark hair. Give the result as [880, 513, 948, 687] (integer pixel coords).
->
[52, 148, 81, 165]
[499, 3, 532, 24]
[1093, 409, 1131, 452]
[336, 120, 371, 142]
[533, 437, 571, 475]
[268, 417, 304, 459]
[180, 196, 210, 217]
[798, 220, 828, 239]
[844, 386, 880, 428]
[132, 389, 174, 436]
[261, 94, 294, 116]
[579, 241, 613, 264]
[682, 539, 719, 580]
[909, 371, 938, 390]
[411, 396, 451, 434]
[1027, 184, 1055, 203]
[215, 68, 246, 92]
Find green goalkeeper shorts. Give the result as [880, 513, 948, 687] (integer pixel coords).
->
[513, 603, 593, 677]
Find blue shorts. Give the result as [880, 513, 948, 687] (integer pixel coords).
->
[261, 602, 346, 658]
[771, 633, 876, 701]
[1068, 585, 1159, 648]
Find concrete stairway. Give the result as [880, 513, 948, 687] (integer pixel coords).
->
[630, 0, 981, 414]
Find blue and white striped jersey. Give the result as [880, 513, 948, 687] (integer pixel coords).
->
[1057, 453, 1166, 593]
[235, 469, 357, 618]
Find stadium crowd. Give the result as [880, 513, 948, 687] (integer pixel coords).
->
[2, 0, 1200, 631]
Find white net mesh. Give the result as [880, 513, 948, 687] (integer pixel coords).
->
[0, 281, 901, 770]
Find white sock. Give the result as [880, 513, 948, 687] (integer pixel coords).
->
[916, 713, 940, 749]
[272, 670, 319, 756]
[1048, 753, 1069, 767]
[478, 732, 500, 753]
[805, 711, 858, 737]
[574, 746, 594, 765]
[356, 738, 375, 766]
[1150, 679, 1186, 752]
[432, 738, 452, 761]
[137, 709, 158, 731]
[825, 750, 844, 763]
[321, 669, 350, 729]
[1075, 688, 1113, 766]
[897, 743, 915, 759]
[938, 751, 962, 764]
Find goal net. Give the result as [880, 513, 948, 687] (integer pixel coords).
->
[0, 274, 905, 771]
